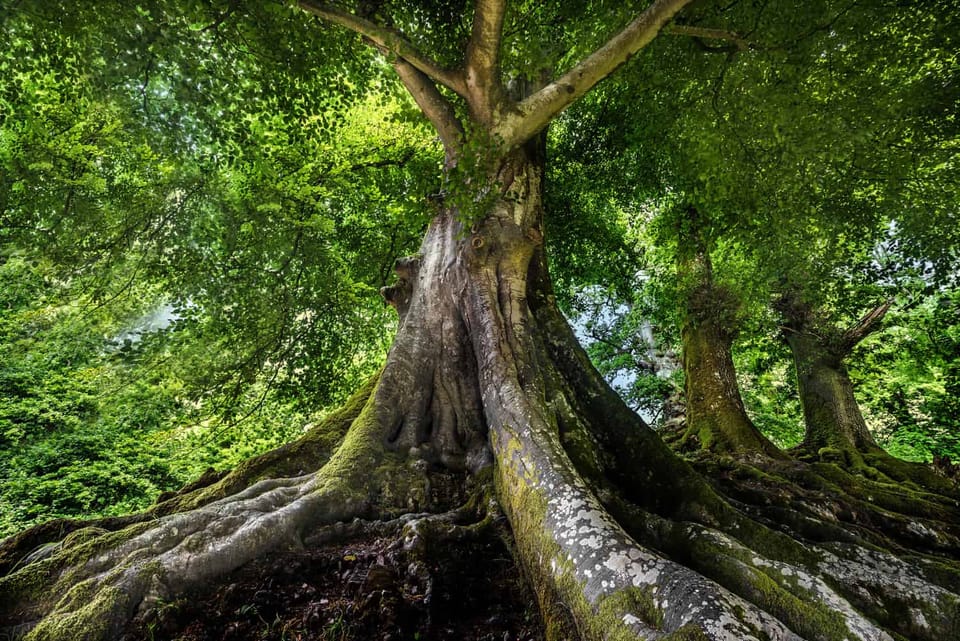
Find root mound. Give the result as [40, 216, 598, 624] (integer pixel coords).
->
[124, 521, 544, 641]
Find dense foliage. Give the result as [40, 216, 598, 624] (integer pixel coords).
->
[2, 3, 960, 641]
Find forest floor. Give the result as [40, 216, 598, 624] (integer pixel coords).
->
[124, 519, 545, 641]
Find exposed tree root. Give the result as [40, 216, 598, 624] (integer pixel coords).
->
[5, 201, 960, 640]
[695, 455, 960, 554]
[0, 375, 377, 579]
[0, 387, 442, 641]
[123, 496, 543, 641]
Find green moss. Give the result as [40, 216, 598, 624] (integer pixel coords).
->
[20, 540, 167, 641]
[60, 527, 108, 550]
[492, 426, 703, 641]
[678, 522, 852, 641]
[596, 586, 662, 631]
[154, 373, 380, 517]
[313, 391, 392, 492]
[1, 518, 158, 626]
[24, 586, 126, 641]
[0, 557, 51, 619]
[817, 446, 846, 465]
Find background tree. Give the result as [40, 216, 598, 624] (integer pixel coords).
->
[561, 0, 959, 466]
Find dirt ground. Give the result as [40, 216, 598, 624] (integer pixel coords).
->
[124, 520, 546, 641]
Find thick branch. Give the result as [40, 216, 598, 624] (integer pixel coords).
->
[838, 298, 893, 354]
[465, 0, 507, 123]
[297, 0, 466, 96]
[393, 60, 465, 166]
[492, 0, 693, 148]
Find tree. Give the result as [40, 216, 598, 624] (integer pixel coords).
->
[674, 205, 783, 458]
[556, 0, 959, 471]
[2, 2, 960, 641]
[773, 280, 888, 457]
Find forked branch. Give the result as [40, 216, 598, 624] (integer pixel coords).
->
[492, 0, 693, 148]
[465, 0, 507, 123]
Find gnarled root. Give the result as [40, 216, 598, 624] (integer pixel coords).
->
[0, 387, 434, 641]
[0, 375, 378, 580]
[122, 489, 541, 641]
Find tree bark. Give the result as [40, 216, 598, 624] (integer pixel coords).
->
[677, 207, 782, 459]
[3, 4, 960, 641]
[5, 145, 960, 641]
[777, 292, 885, 464]
[682, 310, 783, 458]
[784, 329, 882, 461]
[776, 293, 956, 492]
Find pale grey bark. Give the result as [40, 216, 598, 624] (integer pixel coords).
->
[492, 0, 694, 148]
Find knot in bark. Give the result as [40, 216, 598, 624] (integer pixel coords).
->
[380, 278, 413, 319]
[381, 256, 422, 321]
[394, 255, 421, 280]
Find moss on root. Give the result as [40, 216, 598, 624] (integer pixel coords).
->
[2, 377, 388, 640]
[24, 586, 126, 641]
[493, 426, 720, 641]
[1, 520, 157, 629]
[0, 375, 381, 583]
[687, 531, 850, 640]
[595, 587, 663, 637]
[660, 625, 711, 641]
[153, 373, 379, 517]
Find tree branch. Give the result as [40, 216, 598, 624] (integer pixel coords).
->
[392, 59, 465, 167]
[297, 0, 466, 96]
[465, 0, 507, 124]
[664, 24, 752, 51]
[838, 298, 894, 354]
[492, 0, 693, 149]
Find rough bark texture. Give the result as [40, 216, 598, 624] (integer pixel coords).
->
[677, 208, 782, 459]
[776, 291, 887, 466]
[681, 312, 783, 459]
[3, 3, 960, 640]
[784, 330, 881, 460]
[4, 145, 960, 641]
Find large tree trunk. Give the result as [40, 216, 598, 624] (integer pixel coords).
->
[4, 147, 960, 641]
[5, 3, 960, 640]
